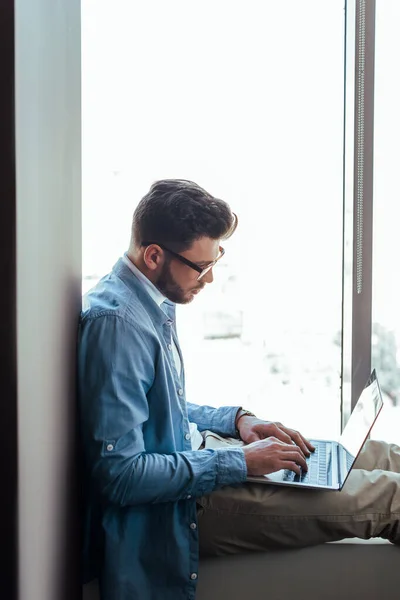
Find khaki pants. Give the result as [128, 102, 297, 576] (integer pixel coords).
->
[197, 433, 400, 555]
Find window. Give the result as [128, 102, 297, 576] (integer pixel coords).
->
[370, 0, 400, 441]
[82, 2, 353, 439]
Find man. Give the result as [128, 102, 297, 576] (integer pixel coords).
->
[79, 179, 400, 600]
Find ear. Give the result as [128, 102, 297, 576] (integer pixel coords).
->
[143, 244, 164, 272]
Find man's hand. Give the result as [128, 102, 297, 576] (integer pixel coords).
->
[242, 436, 309, 477]
[237, 415, 315, 460]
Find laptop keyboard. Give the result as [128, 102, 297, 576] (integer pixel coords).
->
[283, 442, 331, 485]
[346, 450, 354, 472]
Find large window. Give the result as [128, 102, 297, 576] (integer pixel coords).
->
[82, 1, 370, 440]
[370, 0, 400, 440]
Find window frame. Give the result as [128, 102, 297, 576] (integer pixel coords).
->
[341, 0, 376, 429]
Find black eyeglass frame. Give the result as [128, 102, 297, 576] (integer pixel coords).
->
[141, 241, 225, 281]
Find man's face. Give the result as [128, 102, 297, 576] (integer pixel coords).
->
[156, 237, 220, 304]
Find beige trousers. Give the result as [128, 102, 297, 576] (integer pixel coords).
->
[197, 432, 400, 555]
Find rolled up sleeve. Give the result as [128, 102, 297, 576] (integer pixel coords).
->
[186, 402, 241, 437]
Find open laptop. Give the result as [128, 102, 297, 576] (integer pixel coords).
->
[247, 370, 384, 491]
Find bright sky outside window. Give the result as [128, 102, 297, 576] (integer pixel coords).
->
[82, 1, 346, 438]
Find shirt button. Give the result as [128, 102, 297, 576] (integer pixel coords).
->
[167, 343, 172, 351]
[190, 573, 198, 580]
[185, 433, 191, 441]
[106, 444, 114, 451]
[178, 388, 184, 396]
[190, 522, 197, 530]
[186, 495, 192, 500]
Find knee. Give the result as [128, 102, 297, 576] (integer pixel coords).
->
[362, 439, 399, 471]
[354, 439, 387, 471]
[365, 439, 386, 453]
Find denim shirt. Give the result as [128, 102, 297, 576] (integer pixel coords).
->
[78, 258, 248, 600]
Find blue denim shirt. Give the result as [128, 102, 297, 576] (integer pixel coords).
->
[78, 258, 248, 600]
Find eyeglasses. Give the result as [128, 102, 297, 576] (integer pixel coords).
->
[141, 241, 225, 281]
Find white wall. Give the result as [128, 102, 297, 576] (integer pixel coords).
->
[15, 1, 81, 599]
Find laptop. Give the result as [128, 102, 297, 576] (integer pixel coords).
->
[246, 370, 384, 491]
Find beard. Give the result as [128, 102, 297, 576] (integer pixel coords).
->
[156, 260, 202, 305]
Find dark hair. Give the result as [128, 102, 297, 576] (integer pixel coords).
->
[131, 179, 238, 252]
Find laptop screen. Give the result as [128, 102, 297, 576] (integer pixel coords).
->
[338, 370, 383, 459]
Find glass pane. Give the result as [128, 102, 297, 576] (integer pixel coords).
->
[82, 1, 345, 439]
[371, 0, 400, 442]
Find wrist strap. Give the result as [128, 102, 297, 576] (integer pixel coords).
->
[235, 409, 256, 437]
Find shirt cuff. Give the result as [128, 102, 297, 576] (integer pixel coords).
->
[215, 405, 242, 438]
[215, 447, 247, 487]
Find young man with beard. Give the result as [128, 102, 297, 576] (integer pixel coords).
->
[79, 179, 400, 600]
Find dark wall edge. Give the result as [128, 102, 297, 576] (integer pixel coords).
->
[0, 2, 18, 599]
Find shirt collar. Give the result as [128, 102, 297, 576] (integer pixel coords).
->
[122, 253, 166, 308]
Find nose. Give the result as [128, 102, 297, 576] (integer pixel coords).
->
[203, 268, 214, 284]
